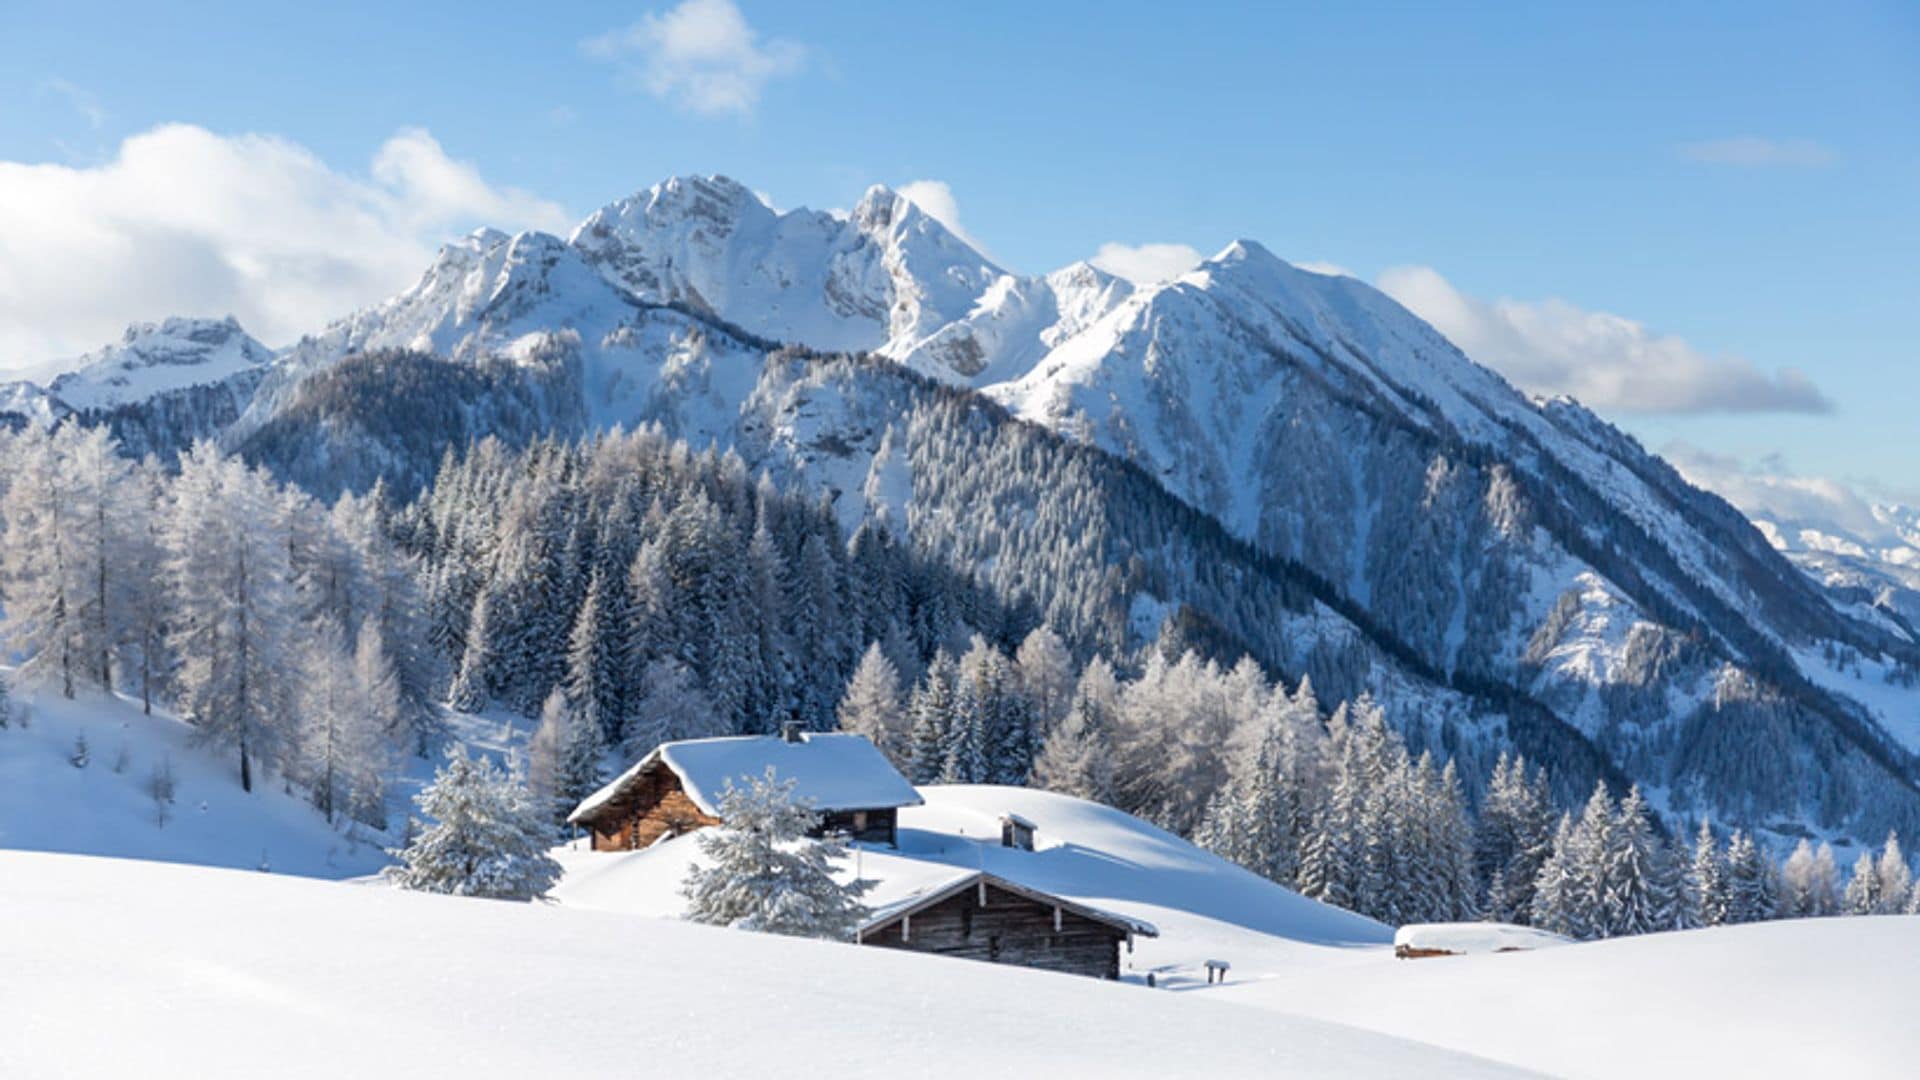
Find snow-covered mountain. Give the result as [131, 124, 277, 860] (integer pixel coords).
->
[1750, 503, 1920, 638]
[10, 172, 1920, 843]
[1, 316, 274, 458]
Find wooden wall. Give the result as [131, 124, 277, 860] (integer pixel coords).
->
[860, 882, 1126, 980]
[585, 766, 720, 851]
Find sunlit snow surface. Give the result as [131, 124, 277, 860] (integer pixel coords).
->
[0, 851, 1527, 1079]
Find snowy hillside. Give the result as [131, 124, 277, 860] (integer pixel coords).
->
[0, 678, 387, 878]
[1223, 917, 1920, 1078]
[555, 785, 1391, 985]
[0, 851, 1525, 1080]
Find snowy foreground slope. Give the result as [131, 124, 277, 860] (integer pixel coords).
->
[0, 852, 1525, 1080]
[1221, 917, 1920, 1078]
[0, 682, 386, 878]
[555, 784, 1391, 985]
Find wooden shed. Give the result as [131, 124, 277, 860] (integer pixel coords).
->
[857, 872, 1157, 981]
[567, 729, 923, 851]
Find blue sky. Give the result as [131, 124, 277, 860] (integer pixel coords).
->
[1, 0, 1915, 511]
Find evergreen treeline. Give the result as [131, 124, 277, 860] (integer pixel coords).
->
[7, 420, 1915, 937]
[0, 424, 435, 826]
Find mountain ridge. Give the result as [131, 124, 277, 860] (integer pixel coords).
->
[5, 171, 1916, 843]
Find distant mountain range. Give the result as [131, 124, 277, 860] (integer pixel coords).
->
[8, 173, 1918, 843]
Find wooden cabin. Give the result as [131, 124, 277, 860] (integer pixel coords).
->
[567, 727, 923, 851]
[857, 872, 1157, 981]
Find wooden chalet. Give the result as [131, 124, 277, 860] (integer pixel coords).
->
[567, 726, 923, 851]
[857, 871, 1157, 981]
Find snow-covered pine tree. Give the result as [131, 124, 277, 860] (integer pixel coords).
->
[117, 457, 172, 715]
[563, 566, 626, 745]
[1874, 831, 1911, 914]
[390, 744, 561, 901]
[1030, 676, 1116, 805]
[1014, 624, 1076, 736]
[680, 767, 871, 939]
[293, 617, 356, 824]
[1602, 786, 1671, 937]
[1774, 837, 1820, 910]
[1844, 848, 1882, 915]
[836, 642, 907, 769]
[0, 426, 99, 697]
[906, 650, 958, 785]
[556, 691, 608, 817]
[625, 658, 721, 758]
[163, 443, 296, 792]
[1530, 814, 1579, 936]
[446, 586, 498, 712]
[527, 688, 570, 828]
[1810, 842, 1842, 917]
[1475, 753, 1555, 924]
[1723, 831, 1775, 923]
[1692, 820, 1731, 927]
[344, 619, 402, 826]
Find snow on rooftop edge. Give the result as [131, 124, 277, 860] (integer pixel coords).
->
[857, 870, 1160, 939]
[569, 732, 923, 823]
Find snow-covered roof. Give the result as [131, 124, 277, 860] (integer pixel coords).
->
[569, 732, 922, 824]
[1392, 923, 1570, 955]
[859, 870, 1159, 940]
[1000, 812, 1037, 831]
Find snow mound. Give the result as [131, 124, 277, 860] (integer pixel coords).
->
[1393, 922, 1570, 955]
[0, 678, 387, 878]
[1224, 918, 1920, 1078]
[0, 851, 1525, 1079]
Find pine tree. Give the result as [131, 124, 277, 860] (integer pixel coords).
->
[527, 689, 570, 828]
[1844, 849, 1883, 915]
[1030, 678, 1116, 804]
[556, 693, 608, 817]
[1810, 842, 1842, 916]
[837, 643, 907, 768]
[1723, 831, 1775, 923]
[1781, 839, 1834, 918]
[447, 587, 497, 712]
[1603, 786, 1673, 937]
[1874, 831, 1911, 914]
[563, 567, 626, 744]
[163, 444, 296, 792]
[1014, 625, 1075, 736]
[1530, 814, 1579, 936]
[625, 658, 721, 758]
[906, 651, 958, 785]
[1692, 820, 1731, 927]
[390, 745, 561, 901]
[681, 768, 872, 939]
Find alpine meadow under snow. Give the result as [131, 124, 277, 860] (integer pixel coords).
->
[4, 166, 1920, 1078]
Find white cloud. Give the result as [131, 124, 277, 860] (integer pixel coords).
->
[0, 123, 568, 371]
[1377, 264, 1831, 415]
[1678, 136, 1836, 168]
[1090, 242, 1204, 285]
[584, 0, 805, 117]
[1663, 443, 1908, 546]
[895, 179, 987, 253]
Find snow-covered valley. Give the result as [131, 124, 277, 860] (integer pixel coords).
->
[6, 844, 1916, 1079]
